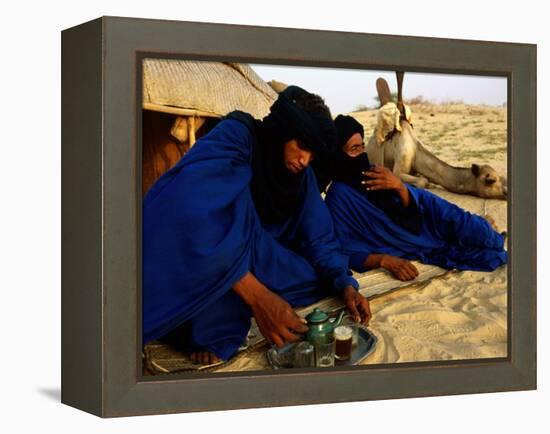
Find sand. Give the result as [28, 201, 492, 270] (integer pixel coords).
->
[363, 266, 507, 364]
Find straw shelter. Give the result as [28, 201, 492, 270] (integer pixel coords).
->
[142, 59, 278, 194]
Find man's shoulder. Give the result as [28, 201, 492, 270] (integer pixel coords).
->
[214, 118, 253, 138]
[206, 112, 257, 149]
[324, 180, 361, 205]
[326, 180, 353, 195]
[224, 110, 257, 132]
[192, 114, 255, 161]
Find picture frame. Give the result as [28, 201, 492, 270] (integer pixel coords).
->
[61, 16, 536, 417]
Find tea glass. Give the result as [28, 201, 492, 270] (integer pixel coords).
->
[315, 337, 335, 368]
[293, 341, 315, 368]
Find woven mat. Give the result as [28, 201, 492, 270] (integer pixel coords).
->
[143, 328, 270, 374]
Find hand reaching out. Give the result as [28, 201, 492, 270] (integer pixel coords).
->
[233, 272, 309, 347]
[250, 289, 308, 348]
[342, 286, 372, 326]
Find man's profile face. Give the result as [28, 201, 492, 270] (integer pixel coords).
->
[342, 132, 365, 157]
[283, 139, 314, 174]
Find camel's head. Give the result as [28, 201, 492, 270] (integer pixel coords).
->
[471, 164, 507, 199]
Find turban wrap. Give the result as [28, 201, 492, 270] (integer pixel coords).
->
[239, 85, 337, 223]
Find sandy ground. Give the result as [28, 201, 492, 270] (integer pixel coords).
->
[356, 103, 508, 364]
[364, 265, 507, 364]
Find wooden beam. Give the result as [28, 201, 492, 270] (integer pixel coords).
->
[188, 116, 196, 147]
[143, 102, 220, 118]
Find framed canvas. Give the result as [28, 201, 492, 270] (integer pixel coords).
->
[61, 16, 536, 417]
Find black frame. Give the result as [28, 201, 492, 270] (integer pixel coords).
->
[61, 16, 536, 417]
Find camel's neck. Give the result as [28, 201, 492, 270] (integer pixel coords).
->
[414, 145, 476, 194]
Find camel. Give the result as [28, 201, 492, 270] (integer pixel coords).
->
[367, 74, 507, 200]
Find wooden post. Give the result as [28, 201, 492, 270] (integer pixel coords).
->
[188, 116, 196, 147]
[396, 71, 405, 117]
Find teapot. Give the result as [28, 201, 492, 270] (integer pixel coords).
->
[304, 308, 345, 345]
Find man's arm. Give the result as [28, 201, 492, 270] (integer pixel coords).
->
[233, 272, 308, 347]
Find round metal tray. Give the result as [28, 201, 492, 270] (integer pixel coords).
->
[266, 326, 377, 369]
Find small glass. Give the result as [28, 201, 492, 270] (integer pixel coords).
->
[342, 315, 360, 348]
[293, 341, 315, 368]
[315, 337, 335, 368]
[334, 325, 353, 360]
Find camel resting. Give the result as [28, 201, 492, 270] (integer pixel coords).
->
[367, 77, 507, 200]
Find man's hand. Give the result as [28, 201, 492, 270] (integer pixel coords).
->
[380, 255, 419, 281]
[232, 272, 308, 348]
[342, 286, 372, 326]
[362, 165, 410, 206]
[250, 290, 308, 347]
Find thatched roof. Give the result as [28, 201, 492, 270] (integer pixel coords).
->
[142, 59, 278, 118]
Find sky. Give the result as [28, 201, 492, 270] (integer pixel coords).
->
[251, 63, 507, 115]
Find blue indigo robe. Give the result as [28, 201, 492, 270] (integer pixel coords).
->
[143, 119, 357, 359]
[325, 181, 507, 273]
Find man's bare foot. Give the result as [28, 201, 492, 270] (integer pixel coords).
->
[189, 351, 222, 365]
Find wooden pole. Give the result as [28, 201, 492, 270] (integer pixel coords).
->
[188, 116, 196, 147]
[396, 71, 405, 117]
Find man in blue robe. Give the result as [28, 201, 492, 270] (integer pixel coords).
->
[317, 115, 507, 281]
[143, 88, 371, 365]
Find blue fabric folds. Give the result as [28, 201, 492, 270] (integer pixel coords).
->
[142, 119, 357, 359]
[325, 181, 507, 273]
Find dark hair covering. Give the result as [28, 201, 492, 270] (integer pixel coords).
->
[228, 86, 337, 224]
[329, 115, 423, 234]
[329, 115, 372, 192]
[334, 114, 364, 148]
[313, 114, 369, 193]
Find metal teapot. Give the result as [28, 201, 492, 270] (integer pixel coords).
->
[304, 308, 345, 345]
